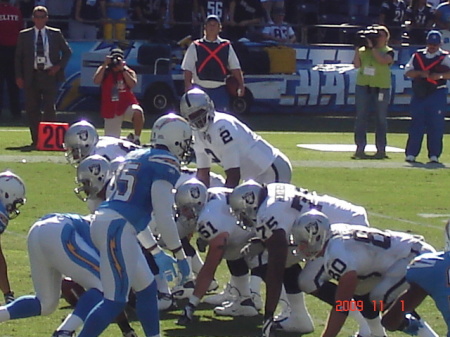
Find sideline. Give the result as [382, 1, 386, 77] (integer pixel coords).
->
[0, 156, 447, 169]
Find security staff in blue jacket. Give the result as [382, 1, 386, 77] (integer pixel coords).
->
[404, 30, 450, 164]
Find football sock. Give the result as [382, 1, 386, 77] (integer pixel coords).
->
[77, 298, 126, 337]
[249, 275, 262, 296]
[231, 274, 250, 298]
[348, 310, 371, 337]
[366, 315, 387, 337]
[135, 281, 159, 337]
[58, 288, 103, 332]
[4, 295, 41, 320]
[191, 252, 204, 275]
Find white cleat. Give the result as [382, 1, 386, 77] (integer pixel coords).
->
[273, 315, 315, 334]
[203, 283, 239, 305]
[214, 296, 259, 317]
[157, 292, 175, 311]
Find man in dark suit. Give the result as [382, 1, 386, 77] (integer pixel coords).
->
[15, 5, 72, 149]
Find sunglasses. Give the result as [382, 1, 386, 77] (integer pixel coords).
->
[33, 14, 47, 19]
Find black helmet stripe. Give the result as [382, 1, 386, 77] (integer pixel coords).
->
[185, 91, 192, 107]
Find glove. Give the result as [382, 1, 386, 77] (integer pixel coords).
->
[177, 302, 196, 325]
[240, 237, 265, 258]
[153, 251, 177, 282]
[4, 291, 14, 304]
[261, 316, 274, 337]
[403, 313, 425, 336]
[176, 258, 191, 285]
[196, 237, 208, 253]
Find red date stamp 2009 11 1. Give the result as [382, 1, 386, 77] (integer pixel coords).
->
[335, 300, 405, 312]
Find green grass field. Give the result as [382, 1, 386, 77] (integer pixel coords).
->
[0, 125, 448, 337]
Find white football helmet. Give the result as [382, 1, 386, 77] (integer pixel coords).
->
[179, 88, 215, 132]
[175, 178, 208, 223]
[64, 120, 99, 165]
[291, 209, 331, 259]
[0, 171, 26, 219]
[150, 113, 193, 163]
[75, 155, 111, 202]
[229, 180, 265, 228]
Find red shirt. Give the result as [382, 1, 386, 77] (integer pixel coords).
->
[100, 69, 139, 118]
[0, 3, 23, 46]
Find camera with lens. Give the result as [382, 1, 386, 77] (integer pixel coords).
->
[354, 27, 380, 48]
[110, 55, 122, 67]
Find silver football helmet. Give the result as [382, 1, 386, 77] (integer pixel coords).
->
[150, 113, 193, 163]
[175, 178, 208, 222]
[0, 171, 26, 219]
[179, 88, 215, 132]
[229, 180, 265, 228]
[64, 120, 99, 165]
[291, 209, 331, 259]
[75, 155, 111, 202]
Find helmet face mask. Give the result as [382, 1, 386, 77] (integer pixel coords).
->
[75, 155, 111, 202]
[291, 209, 331, 259]
[0, 172, 26, 220]
[229, 180, 264, 229]
[64, 121, 99, 166]
[180, 89, 215, 132]
[151, 113, 193, 163]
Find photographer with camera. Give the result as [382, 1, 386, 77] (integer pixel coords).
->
[403, 30, 450, 164]
[93, 48, 144, 144]
[352, 25, 394, 160]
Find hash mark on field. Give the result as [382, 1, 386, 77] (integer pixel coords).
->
[370, 212, 445, 229]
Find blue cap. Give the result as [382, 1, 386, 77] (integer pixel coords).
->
[426, 30, 442, 44]
[205, 14, 221, 24]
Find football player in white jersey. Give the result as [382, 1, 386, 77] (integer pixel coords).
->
[230, 181, 371, 336]
[0, 171, 26, 305]
[291, 210, 436, 337]
[174, 179, 262, 325]
[63, 120, 140, 166]
[179, 88, 292, 188]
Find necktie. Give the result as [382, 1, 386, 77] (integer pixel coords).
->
[36, 30, 45, 70]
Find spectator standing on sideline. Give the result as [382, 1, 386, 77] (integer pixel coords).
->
[261, 7, 296, 44]
[352, 25, 394, 160]
[0, 0, 23, 120]
[434, 0, 450, 30]
[99, 0, 129, 41]
[379, 0, 406, 45]
[14, 6, 72, 149]
[403, 30, 450, 164]
[181, 14, 244, 112]
[69, 0, 103, 40]
[93, 48, 144, 144]
[405, 0, 434, 45]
